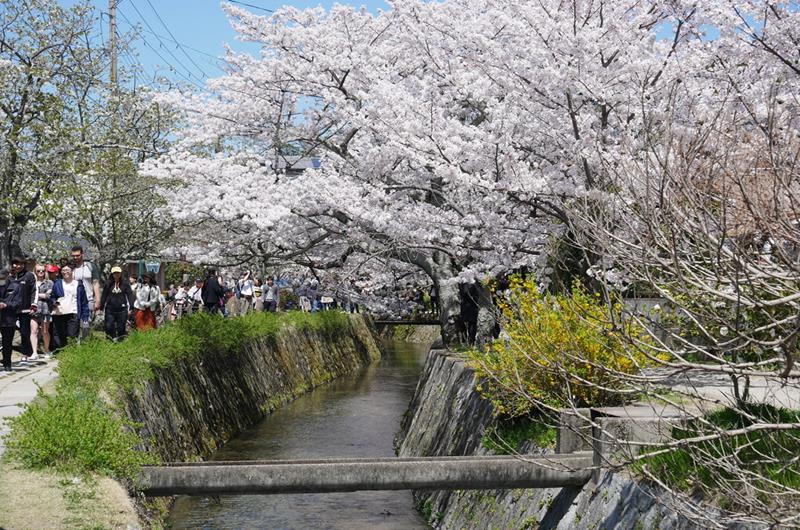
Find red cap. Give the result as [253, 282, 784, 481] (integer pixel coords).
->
[45, 264, 60, 273]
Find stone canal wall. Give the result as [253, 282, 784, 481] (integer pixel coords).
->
[122, 314, 381, 463]
[396, 349, 713, 530]
[376, 324, 441, 344]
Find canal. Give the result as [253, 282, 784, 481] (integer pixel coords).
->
[168, 339, 431, 529]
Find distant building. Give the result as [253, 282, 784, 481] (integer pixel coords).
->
[275, 156, 322, 178]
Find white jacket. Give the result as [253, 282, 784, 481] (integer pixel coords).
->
[134, 284, 160, 311]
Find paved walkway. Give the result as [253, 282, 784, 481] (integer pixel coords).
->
[0, 357, 59, 455]
[645, 367, 800, 411]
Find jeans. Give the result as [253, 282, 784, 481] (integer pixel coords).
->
[104, 309, 128, 340]
[264, 300, 277, 312]
[17, 313, 32, 357]
[1, 326, 13, 367]
[52, 314, 79, 352]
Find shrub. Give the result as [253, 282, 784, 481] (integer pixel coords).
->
[4, 388, 157, 480]
[163, 262, 205, 287]
[467, 277, 659, 415]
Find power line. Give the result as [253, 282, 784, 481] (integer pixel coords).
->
[226, 0, 274, 14]
[125, 0, 203, 84]
[117, 6, 229, 74]
[142, 0, 209, 79]
[117, 6, 205, 90]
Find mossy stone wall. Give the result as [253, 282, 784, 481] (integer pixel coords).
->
[123, 314, 380, 463]
[397, 349, 733, 530]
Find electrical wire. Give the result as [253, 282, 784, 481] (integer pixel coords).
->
[142, 0, 209, 78]
[117, 6, 229, 75]
[226, 0, 274, 14]
[119, 9, 205, 90]
[125, 0, 203, 84]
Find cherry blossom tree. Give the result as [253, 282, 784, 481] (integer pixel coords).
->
[146, 0, 705, 343]
[146, 0, 800, 523]
[0, 0, 101, 265]
[1, 0, 178, 269]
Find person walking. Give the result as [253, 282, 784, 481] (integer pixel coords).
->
[253, 278, 264, 311]
[237, 271, 254, 315]
[100, 266, 135, 341]
[262, 276, 279, 312]
[133, 272, 160, 331]
[0, 268, 22, 373]
[10, 256, 37, 363]
[201, 268, 225, 314]
[187, 277, 203, 314]
[49, 265, 90, 352]
[297, 281, 311, 312]
[31, 264, 54, 358]
[171, 280, 190, 320]
[69, 246, 101, 332]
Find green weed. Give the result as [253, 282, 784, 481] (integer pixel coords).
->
[635, 404, 800, 503]
[481, 415, 557, 454]
[4, 388, 157, 480]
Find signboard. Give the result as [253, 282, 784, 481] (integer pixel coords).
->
[145, 260, 161, 274]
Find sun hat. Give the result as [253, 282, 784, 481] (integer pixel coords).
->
[111, 266, 123, 273]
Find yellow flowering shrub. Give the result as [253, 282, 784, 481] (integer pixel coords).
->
[467, 277, 659, 416]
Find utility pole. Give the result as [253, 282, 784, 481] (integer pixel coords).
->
[109, 0, 118, 87]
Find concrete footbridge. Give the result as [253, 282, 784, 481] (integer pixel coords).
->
[137, 454, 593, 496]
[137, 404, 684, 497]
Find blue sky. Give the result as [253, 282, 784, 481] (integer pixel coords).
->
[58, 0, 389, 86]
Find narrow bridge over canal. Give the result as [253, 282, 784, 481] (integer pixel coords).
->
[137, 454, 593, 496]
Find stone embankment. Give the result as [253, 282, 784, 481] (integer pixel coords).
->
[124, 314, 381, 463]
[396, 349, 718, 530]
[376, 323, 441, 344]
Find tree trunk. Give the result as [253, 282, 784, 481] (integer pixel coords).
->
[436, 275, 462, 345]
[474, 281, 496, 348]
[0, 223, 24, 267]
[427, 252, 497, 347]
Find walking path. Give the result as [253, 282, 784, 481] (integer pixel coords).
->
[645, 367, 800, 411]
[0, 357, 59, 455]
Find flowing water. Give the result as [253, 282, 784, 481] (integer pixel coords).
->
[168, 340, 431, 530]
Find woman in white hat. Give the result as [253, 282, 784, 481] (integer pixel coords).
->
[99, 266, 135, 341]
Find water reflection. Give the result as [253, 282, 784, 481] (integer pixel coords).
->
[168, 340, 431, 530]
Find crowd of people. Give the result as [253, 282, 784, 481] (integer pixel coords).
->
[0, 246, 100, 373]
[0, 249, 441, 375]
[166, 272, 362, 318]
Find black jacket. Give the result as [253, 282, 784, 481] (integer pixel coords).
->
[13, 270, 36, 314]
[0, 279, 23, 327]
[100, 279, 135, 312]
[201, 275, 225, 305]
